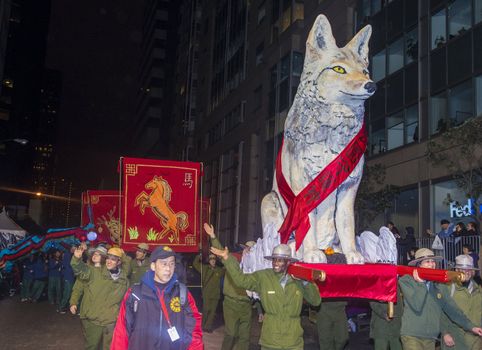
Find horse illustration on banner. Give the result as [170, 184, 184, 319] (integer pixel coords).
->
[135, 176, 189, 243]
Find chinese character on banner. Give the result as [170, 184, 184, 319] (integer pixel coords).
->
[120, 157, 202, 252]
[81, 190, 122, 245]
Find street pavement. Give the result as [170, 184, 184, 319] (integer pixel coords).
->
[0, 295, 374, 349]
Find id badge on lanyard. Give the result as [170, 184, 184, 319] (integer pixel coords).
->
[156, 287, 181, 342]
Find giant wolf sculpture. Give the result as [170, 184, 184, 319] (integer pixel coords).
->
[260, 15, 375, 264]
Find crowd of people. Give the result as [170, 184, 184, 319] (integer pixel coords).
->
[3, 220, 481, 349]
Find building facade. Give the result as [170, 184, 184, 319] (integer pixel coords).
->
[131, 0, 179, 158]
[359, 0, 482, 237]
[187, 0, 358, 246]
[171, 0, 482, 247]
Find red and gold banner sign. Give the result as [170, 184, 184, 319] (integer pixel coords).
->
[81, 190, 122, 245]
[120, 157, 201, 252]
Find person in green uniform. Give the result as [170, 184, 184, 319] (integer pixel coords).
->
[441, 254, 481, 350]
[71, 245, 130, 350]
[128, 243, 150, 285]
[369, 288, 403, 350]
[211, 241, 321, 350]
[193, 241, 225, 333]
[316, 300, 348, 350]
[69, 245, 106, 315]
[316, 254, 349, 350]
[204, 223, 254, 350]
[399, 248, 482, 350]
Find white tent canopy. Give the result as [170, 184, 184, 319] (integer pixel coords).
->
[0, 208, 26, 250]
[0, 208, 26, 237]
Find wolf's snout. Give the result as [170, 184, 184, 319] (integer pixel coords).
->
[364, 81, 377, 94]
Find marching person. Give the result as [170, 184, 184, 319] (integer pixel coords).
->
[441, 254, 481, 350]
[369, 288, 403, 350]
[203, 223, 254, 350]
[69, 245, 107, 315]
[128, 243, 150, 285]
[59, 245, 76, 314]
[48, 249, 63, 310]
[210, 241, 321, 350]
[193, 242, 225, 333]
[30, 252, 48, 303]
[71, 245, 130, 350]
[398, 248, 482, 350]
[20, 254, 35, 302]
[111, 245, 203, 350]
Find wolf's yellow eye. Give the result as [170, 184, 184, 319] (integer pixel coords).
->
[332, 66, 347, 74]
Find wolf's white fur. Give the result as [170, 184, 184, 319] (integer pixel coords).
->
[260, 15, 375, 264]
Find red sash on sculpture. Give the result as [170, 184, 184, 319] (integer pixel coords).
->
[276, 124, 367, 250]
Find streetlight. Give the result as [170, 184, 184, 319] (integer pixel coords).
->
[0, 138, 29, 145]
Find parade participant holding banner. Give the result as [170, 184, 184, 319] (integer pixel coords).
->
[193, 241, 225, 333]
[204, 223, 254, 350]
[399, 248, 482, 350]
[111, 245, 203, 350]
[71, 245, 130, 350]
[210, 241, 321, 350]
[128, 243, 150, 285]
[441, 254, 481, 350]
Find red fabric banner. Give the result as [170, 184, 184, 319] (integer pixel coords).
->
[81, 190, 122, 245]
[120, 157, 201, 252]
[290, 263, 398, 302]
[276, 124, 367, 249]
[81, 192, 90, 227]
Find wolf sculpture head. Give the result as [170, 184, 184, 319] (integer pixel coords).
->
[301, 15, 375, 105]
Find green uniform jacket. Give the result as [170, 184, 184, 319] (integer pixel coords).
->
[441, 281, 482, 350]
[223, 254, 321, 349]
[71, 256, 129, 326]
[369, 288, 403, 339]
[398, 275, 475, 340]
[128, 258, 150, 285]
[211, 237, 250, 302]
[193, 255, 224, 301]
[69, 278, 85, 307]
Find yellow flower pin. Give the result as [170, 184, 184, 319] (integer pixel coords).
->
[170, 296, 181, 312]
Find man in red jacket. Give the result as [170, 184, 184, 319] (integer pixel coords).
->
[111, 245, 203, 350]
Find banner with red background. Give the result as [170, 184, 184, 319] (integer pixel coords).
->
[81, 190, 122, 245]
[120, 157, 201, 252]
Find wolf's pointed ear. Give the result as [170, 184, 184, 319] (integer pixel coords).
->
[306, 15, 337, 56]
[346, 25, 372, 64]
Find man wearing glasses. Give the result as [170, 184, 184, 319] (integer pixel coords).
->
[111, 245, 203, 350]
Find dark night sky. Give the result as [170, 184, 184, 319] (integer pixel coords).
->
[46, 1, 143, 190]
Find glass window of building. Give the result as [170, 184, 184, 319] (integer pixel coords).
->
[293, 0, 304, 22]
[430, 92, 448, 134]
[370, 118, 386, 155]
[405, 27, 418, 65]
[431, 179, 478, 230]
[371, 0, 382, 14]
[405, 104, 418, 144]
[292, 52, 303, 76]
[448, 0, 472, 40]
[476, 75, 482, 116]
[388, 37, 403, 74]
[280, 54, 290, 81]
[387, 112, 404, 150]
[476, 0, 482, 24]
[388, 187, 419, 237]
[372, 49, 386, 82]
[448, 80, 473, 126]
[431, 8, 447, 49]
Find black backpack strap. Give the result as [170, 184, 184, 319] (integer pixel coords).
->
[179, 282, 187, 306]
